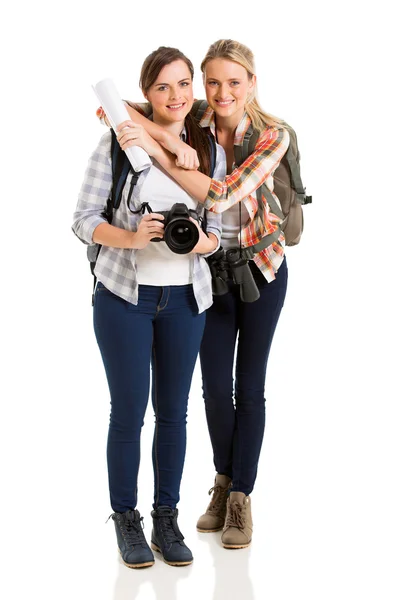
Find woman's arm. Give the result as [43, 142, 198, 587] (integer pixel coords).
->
[92, 222, 135, 248]
[153, 127, 290, 213]
[118, 102, 200, 170]
[118, 124, 290, 212]
[97, 102, 200, 169]
[72, 132, 113, 244]
[72, 131, 164, 249]
[93, 216, 164, 249]
[190, 224, 218, 254]
[124, 102, 170, 146]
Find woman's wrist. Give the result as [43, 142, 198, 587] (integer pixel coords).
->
[151, 143, 172, 164]
[192, 231, 219, 255]
[128, 231, 139, 249]
[206, 233, 219, 252]
[159, 128, 172, 148]
[93, 223, 137, 249]
[153, 147, 174, 168]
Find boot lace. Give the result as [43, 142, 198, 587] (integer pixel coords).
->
[120, 511, 145, 546]
[154, 510, 183, 545]
[225, 501, 246, 529]
[207, 485, 227, 516]
[160, 519, 182, 544]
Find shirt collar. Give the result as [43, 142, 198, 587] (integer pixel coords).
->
[199, 105, 216, 136]
[199, 106, 252, 146]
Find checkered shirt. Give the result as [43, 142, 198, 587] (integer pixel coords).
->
[198, 106, 290, 282]
[72, 131, 225, 313]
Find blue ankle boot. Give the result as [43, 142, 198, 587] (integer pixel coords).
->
[112, 509, 155, 568]
[151, 506, 193, 566]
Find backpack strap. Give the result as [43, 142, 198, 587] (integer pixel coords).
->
[241, 126, 285, 224]
[110, 130, 133, 212]
[283, 125, 312, 205]
[243, 127, 259, 164]
[91, 130, 136, 305]
[209, 132, 217, 176]
[239, 228, 282, 260]
[233, 123, 258, 168]
[285, 144, 312, 204]
[191, 100, 209, 123]
[258, 185, 285, 221]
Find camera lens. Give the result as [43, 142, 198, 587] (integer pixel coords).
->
[173, 224, 192, 244]
[165, 218, 199, 254]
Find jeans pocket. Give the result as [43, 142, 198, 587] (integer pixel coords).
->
[96, 281, 109, 293]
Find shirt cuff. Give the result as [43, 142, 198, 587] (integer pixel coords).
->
[72, 214, 107, 245]
[201, 229, 221, 259]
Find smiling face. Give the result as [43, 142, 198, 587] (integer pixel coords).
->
[144, 59, 193, 126]
[203, 58, 255, 123]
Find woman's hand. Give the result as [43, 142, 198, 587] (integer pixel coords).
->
[96, 105, 131, 129]
[116, 120, 161, 158]
[96, 106, 110, 127]
[97, 107, 200, 170]
[132, 214, 164, 249]
[189, 219, 218, 254]
[162, 133, 200, 170]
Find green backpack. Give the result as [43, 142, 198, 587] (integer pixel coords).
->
[192, 100, 312, 253]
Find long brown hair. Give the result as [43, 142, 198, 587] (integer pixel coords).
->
[200, 39, 284, 132]
[140, 47, 211, 175]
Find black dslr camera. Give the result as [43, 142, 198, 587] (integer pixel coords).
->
[207, 248, 260, 303]
[150, 203, 200, 254]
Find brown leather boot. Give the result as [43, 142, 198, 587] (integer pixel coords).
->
[221, 491, 253, 549]
[196, 474, 232, 532]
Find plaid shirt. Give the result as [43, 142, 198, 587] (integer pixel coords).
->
[72, 131, 225, 313]
[197, 106, 290, 282]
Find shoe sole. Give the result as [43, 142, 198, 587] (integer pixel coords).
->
[151, 542, 193, 566]
[222, 541, 252, 549]
[119, 549, 155, 569]
[196, 526, 223, 533]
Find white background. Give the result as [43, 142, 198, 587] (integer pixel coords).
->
[1, 1, 399, 599]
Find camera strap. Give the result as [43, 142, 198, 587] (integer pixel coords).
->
[129, 201, 153, 215]
[239, 196, 242, 256]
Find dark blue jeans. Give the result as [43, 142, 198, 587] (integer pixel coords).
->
[93, 282, 205, 513]
[200, 258, 288, 496]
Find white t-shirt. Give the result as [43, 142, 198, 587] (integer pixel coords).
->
[221, 203, 251, 249]
[135, 162, 197, 285]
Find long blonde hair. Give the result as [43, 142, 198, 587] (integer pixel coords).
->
[200, 39, 283, 132]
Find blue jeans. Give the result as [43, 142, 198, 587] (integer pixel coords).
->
[200, 258, 288, 496]
[93, 282, 205, 513]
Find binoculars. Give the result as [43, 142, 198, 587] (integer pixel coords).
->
[207, 247, 260, 303]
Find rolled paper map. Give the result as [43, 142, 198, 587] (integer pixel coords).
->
[92, 78, 152, 172]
